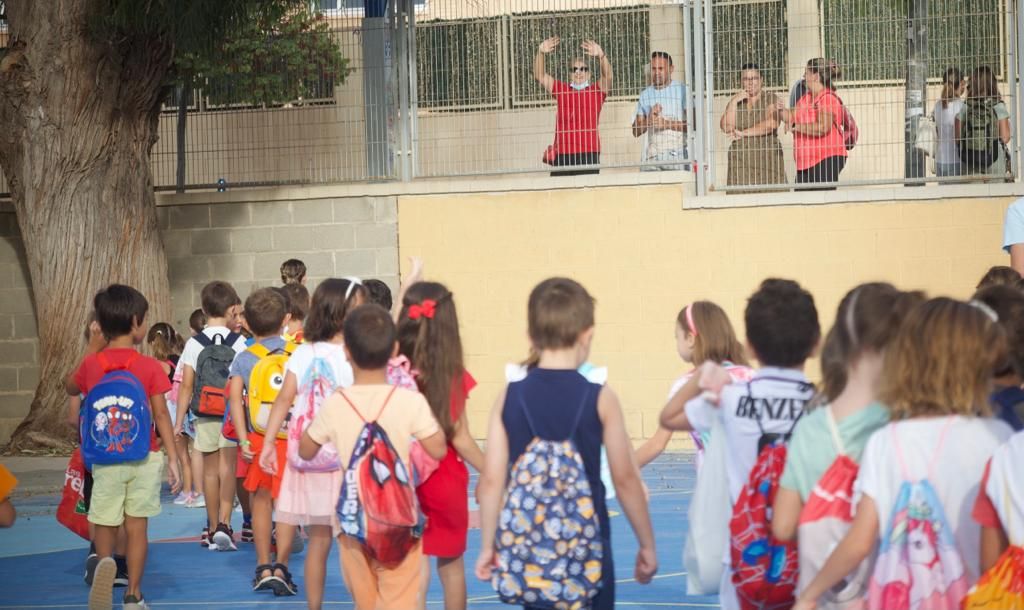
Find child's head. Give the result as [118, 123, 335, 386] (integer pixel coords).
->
[879, 297, 1005, 419]
[244, 288, 288, 338]
[976, 265, 1023, 291]
[675, 301, 748, 367]
[527, 277, 595, 356]
[364, 279, 393, 311]
[343, 305, 397, 370]
[146, 322, 184, 361]
[971, 284, 1024, 380]
[303, 277, 367, 342]
[397, 281, 465, 439]
[94, 284, 149, 343]
[200, 281, 240, 320]
[744, 279, 820, 368]
[280, 258, 307, 285]
[818, 283, 925, 401]
[188, 308, 206, 335]
[280, 282, 310, 325]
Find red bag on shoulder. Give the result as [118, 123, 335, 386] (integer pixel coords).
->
[57, 448, 91, 540]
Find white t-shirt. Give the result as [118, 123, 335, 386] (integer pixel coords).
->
[286, 342, 354, 390]
[179, 326, 248, 371]
[855, 416, 1013, 581]
[984, 430, 1024, 545]
[684, 367, 815, 503]
[933, 99, 964, 164]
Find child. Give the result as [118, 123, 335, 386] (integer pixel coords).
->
[175, 281, 248, 550]
[147, 323, 194, 506]
[976, 265, 1023, 290]
[300, 304, 448, 610]
[793, 298, 1014, 610]
[227, 288, 296, 595]
[67, 285, 181, 610]
[396, 282, 485, 610]
[972, 284, 1024, 431]
[972, 428, 1024, 575]
[475, 277, 658, 609]
[771, 284, 923, 609]
[364, 279, 393, 311]
[259, 277, 365, 610]
[281, 258, 307, 285]
[280, 282, 309, 343]
[660, 278, 821, 610]
[189, 308, 207, 335]
[635, 300, 754, 469]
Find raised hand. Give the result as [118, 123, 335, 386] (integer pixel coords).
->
[538, 36, 560, 54]
[581, 39, 605, 58]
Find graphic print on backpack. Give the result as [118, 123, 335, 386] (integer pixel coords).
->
[335, 387, 422, 566]
[287, 346, 342, 472]
[247, 342, 296, 440]
[80, 352, 152, 467]
[492, 397, 604, 610]
[958, 100, 1001, 171]
[189, 332, 240, 418]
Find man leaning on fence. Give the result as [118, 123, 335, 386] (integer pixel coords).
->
[633, 51, 688, 170]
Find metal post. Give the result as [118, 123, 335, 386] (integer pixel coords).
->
[407, 0, 419, 179]
[703, 0, 715, 190]
[362, 0, 395, 180]
[1010, 0, 1021, 179]
[904, 0, 927, 184]
[396, 0, 411, 182]
[687, 0, 708, 196]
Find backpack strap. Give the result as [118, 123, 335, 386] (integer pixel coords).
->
[515, 382, 593, 440]
[890, 416, 956, 481]
[96, 351, 138, 373]
[824, 405, 846, 456]
[248, 344, 271, 359]
[337, 386, 398, 424]
[194, 333, 213, 348]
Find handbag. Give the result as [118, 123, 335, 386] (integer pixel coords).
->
[56, 449, 91, 540]
[683, 414, 731, 594]
[915, 116, 937, 157]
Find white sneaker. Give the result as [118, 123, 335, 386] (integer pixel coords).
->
[186, 493, 206, 509]
[172, 492, 190, 505]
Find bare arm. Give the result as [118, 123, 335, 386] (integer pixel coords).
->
[418, 429, 448, 461]
[533, 37, 558, 94]
[1010, 243, 1024, 276]
[771, 486, 803, 542]
[632, 113, 648, 138]
[393, 257, 424, 321]
[794, 496, 879, 609]
[150, 393, 181, 494]
[980, 524, 1009, 573]
[582, 40, 611, 93]
[67, 394, 82, 428]
[299, 429, 321, 461]
[258, 371, 297, 474]
[0, 499, 14, 528]
[999, 118, 1011, 144]
[954, 117, 962, 142]
[228, 376, 251, 460]
[792, 109, 833, 137]
[720, 92, 744, 133]
[452, 409, 485, 472]
[474, 387, 510, 581]
[634, 426, 672, 469]
[658, 374, 702, 431]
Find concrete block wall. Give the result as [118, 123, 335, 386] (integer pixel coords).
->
[0, 213, 38, 445]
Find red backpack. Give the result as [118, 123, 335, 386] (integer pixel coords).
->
[335, 387, 422, 566]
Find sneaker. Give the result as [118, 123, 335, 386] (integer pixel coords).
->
[84, 553, 99, 585]
[122, 593, 150, 610]
[200, 526, 210, 548]
[88, 557, 116, 610]
[113, 556, 129, 587]
[273, 563, 298, 597]
[172, 492, 191, 505]
[186, 493, 206, 509]
[240, 521, 254, 543]
[211, 523, 237, 552]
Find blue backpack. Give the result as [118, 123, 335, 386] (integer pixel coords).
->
[80, 352, 152, 468]
[491, 395, 604, 609]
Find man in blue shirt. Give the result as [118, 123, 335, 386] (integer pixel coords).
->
[633, 51, 688, 170]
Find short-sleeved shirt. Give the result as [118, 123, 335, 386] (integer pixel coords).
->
[780, 402, 890, 501]
[306, 385, 440, 469]
[74, 348, 172, 450]
[972, 430, 1024, 544]
[792, 89, 848, 170]
[179, 326, 248, 372]
[1003, 197, 1024, 252]
[685, 367, 815, 502]
[933, 99, 965, 165]
[635, 81, 687, 157]
[552, 80, 607, 155]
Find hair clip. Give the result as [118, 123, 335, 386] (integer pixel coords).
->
[968, 299, 999, 323]
[408, 299, 437, 320]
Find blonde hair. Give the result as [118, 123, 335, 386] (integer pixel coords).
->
[879, 297, 1004, 419]
[677, 301, 748, 367]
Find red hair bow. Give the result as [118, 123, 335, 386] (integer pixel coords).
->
[409, 299, 437, 320]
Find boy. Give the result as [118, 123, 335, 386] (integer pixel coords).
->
[279, 283, 309, 343]
[660, 278, 820, 610]
[280, 259, 306, 285]
[363, 279, 393, 312]
[299, 304, 447, 610]
[227, 288, 297, 595]
[67, 284, 181, 610]
[175, 281, 248, 551]
[474, 277, 658, 609]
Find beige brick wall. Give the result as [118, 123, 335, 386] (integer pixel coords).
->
[396, 186, 1012, 447]
[0, 213, 37, 444]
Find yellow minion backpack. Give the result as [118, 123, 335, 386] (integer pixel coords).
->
[247, 342, 296, 440]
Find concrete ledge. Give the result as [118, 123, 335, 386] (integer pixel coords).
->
[688, 181, 1024, 209]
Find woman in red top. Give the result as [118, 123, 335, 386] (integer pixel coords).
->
[534, 36, 613, 176]
[777, 58, 848, 188]
[397, 281, 485, 610]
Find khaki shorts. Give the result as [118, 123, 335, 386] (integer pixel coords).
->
[194, 418, 234, 453]
[88, 452, 164, 526]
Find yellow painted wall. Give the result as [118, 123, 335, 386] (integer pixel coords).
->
[397, 186, 1012, 445]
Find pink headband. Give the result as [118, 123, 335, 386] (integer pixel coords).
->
[685, 304, 698, 336]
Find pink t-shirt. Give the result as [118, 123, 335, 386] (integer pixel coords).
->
[793, 90, 847, 170]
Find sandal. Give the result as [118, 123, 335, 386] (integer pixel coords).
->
[272, 563, 298, 596]
[252, 564, 281, 592]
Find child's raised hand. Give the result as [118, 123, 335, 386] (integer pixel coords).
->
[634, 546, 658, 584]
[259, 444, 277, 475]
[474, 548, 497, 581]
[407, 256, 425, 285]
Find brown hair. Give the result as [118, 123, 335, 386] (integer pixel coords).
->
[941, 67, 963, 109]
[397, 282, 464, 440]
[528, 277, 595, 351]
[976, 265, 1024, 291]
[967, 65, 1001, 101]
[879, 297, 1005, 419]
[188, 308, 207, 334]
[244, 288, 288, 337]
[971, 284, 1024, 379]
[807, 57, 841, 91]
[677, 301, 748, 367]
[280, 282, 310, 322]
[818, 283, 925, 401]
[280, 258, 306, 284]
[200, 281, 240, 318]
[146, 322, 184, 361]
[304, 278, 365, 343]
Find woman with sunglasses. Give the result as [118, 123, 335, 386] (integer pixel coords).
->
[534, 35, 613, 176]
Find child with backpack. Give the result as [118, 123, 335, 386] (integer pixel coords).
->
[280, 282, 309, 344]
[972, 284, 1024, 431]
[68, 285, 181, 610]
[395, 282, 485, 610]
[300, 303, 448, 610]
[793, 298, 1014, 610]
[174, 281, 248, 551]
[956, 65, 1011, 178]
[475, 277, 658, 609]
[258, 277, 364, 610]
[227, 288, 298, 596]
[147, 323, 195, 506]
[661, 278, 820, 610]
[771, 284, 923, 609]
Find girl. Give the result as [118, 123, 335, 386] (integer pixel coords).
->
[793, 298, 1014, 610]
[972, 428, 1024, 576]
[635, 301, 753, 469]
[147, 323, 195, 505]
[955, 65, 1012, 179]
[772, 284, 923, 609]
[259, 277, 365, 607]
[397, 282, 484, 610]
[933, 67, 965, 178]
[777, 58, 848, 187]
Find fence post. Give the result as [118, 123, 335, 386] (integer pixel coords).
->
[396, 0, 412, 182]
[904, 0, 928, 184]
[686, 0, 708, 196]
[362, 1, 397, 180]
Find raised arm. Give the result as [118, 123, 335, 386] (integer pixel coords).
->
[583, 40, 611, 93]
[534, 36, 558, 94]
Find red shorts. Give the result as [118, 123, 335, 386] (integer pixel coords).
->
[242, 432, 286, 499]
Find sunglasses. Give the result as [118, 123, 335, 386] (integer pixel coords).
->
[573, 66, 590, 73]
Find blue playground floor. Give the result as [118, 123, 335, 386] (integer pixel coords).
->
[0, 454, 719, 609]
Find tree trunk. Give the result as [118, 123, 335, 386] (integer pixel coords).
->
[0, 1, 173, 452]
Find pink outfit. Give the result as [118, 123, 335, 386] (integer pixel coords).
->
[275, 466, 343, 528]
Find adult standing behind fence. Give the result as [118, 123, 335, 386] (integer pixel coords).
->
[535, 36, 612, 176]
[956, 65, 1011, 179]
[777, 58, 848, 188]
[719, 63, 786, 191]
[933, 67, 966, 178]
[632, 51, 687, 170]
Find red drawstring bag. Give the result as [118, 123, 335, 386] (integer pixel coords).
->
[56, 448, 91, 540]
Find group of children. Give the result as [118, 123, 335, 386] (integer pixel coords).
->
[66, 252, 1024, 610]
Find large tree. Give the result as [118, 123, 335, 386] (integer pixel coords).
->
[0, 0, 324, 452]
